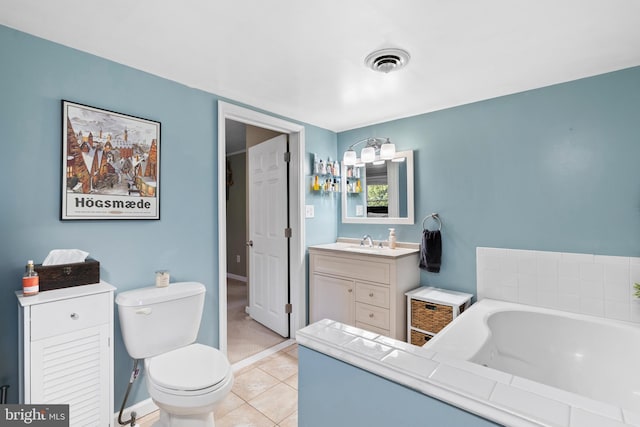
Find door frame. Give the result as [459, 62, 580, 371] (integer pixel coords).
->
[217, 100, 306, 354]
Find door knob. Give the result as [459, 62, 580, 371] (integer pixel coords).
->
[246, 240, 253, 247]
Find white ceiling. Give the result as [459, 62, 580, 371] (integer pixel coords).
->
[1, 0, 639, 132]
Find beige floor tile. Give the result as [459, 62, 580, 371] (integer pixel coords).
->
[258, 352, 298, 381]
[284, 345, 298, 359]
[283, 373, 298, 390]
[233, 362, 260, 378]
[233, 367, 280, 401]
[248, 383, 297, 424]
[227, 280, 286, 364]
[214, 391, 246, 420]
[216, 403, 276, 427]
[134, 410, 159, 427]
[278, 411, 298, 427]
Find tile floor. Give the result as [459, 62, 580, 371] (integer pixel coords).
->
[227, 279, 286, 363]
[136, 343, 299, 427]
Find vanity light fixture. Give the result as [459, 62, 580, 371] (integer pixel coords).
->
[343, 137, 396, 166]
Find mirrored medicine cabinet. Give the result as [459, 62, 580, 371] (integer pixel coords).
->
[341, 150, 414, 224]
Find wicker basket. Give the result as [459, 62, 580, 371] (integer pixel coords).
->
[410, 329, 433, 346]
[411, 299, 457, 333]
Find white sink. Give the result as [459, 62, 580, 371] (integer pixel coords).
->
[344, 245, 384, 253]
[308, 241, 420, 258]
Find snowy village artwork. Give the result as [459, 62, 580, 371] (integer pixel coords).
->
[61, 101, 160, 219]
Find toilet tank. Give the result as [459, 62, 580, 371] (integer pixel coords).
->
[116, 281, 206, 359]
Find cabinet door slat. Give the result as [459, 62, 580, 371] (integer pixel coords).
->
[31, 324, 110, 427]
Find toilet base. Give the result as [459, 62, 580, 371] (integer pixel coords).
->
[151, 409, 215, 427]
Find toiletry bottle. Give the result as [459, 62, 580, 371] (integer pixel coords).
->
[313, 175, 320, 191]
[355, 179, 362, 193]
[388, 228, 397, 249]
[313, 153, 320, 174]
[22, 260, 39, 296]
[319, 160, 326, 175]
[334, 160, 340, 176]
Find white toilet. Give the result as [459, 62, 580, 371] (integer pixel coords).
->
[116, 282, 233, 427]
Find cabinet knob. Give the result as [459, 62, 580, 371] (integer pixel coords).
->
[70, 313, 79, 320]
[348, 288, 353, 293]
[369, 313, 374, 318]
[369, 292, 374, 297]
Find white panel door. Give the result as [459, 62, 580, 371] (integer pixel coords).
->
[248, 134, 289, 337]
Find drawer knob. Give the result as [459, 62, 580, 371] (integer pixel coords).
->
[369, 313, 374, 318]
[70, 313, 79, 320]
[369, 292, 374, 297]
[348, 289, 353, 293]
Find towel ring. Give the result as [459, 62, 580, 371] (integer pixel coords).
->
[422, 213, 442, 231]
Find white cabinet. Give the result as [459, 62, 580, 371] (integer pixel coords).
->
[17, 282, 115, 427]
[310, 274, 355, 325]
[405, 286, 472, 346]
[309, 245, 419, 340]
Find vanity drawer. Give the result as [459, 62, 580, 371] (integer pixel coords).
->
[30, 293, 110, 340]
[355, 303, 389, 330]
[355, 282, 390, 309]
[313, 254, 390, 284]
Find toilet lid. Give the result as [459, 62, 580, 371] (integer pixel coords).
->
[148, 343, 231, 392]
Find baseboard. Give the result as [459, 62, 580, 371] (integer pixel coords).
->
[113, 398, 158, 426]
[227, 273, 247, 282]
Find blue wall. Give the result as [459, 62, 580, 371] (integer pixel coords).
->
[299, 345, 499, 427]
[0, 25, 337, 406]
[338, 66, 640, 296]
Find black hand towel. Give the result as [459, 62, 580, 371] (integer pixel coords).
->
[419, 229, 441, 273]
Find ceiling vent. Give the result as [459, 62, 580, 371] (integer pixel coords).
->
[365, 48, 411, 73]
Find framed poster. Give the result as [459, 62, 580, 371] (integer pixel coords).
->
[61, 100, 160, 220]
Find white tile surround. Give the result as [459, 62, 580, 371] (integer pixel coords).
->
[477, 247, 640, 323]
[297, 320, 640, 427]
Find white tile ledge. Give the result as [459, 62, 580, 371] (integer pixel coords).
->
[297, 320, 640, 427]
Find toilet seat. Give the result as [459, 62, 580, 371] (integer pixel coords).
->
[147, 343, 231, 396]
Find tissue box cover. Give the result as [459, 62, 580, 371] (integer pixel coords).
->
[34, 258, 100, 291]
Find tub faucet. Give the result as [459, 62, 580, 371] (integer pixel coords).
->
[360, 234, 373, 247]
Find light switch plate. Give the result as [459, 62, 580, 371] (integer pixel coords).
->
[305, 205, 315, 218]
[356, 205, 364, 216]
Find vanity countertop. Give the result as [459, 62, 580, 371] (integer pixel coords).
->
[309, 238, 419, 259]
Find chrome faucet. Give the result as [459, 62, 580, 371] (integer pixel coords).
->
[360, 234, 374, 247]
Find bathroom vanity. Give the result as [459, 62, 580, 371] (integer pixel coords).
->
[309, 241, 419, 340]
[16, 281, 115, 426]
